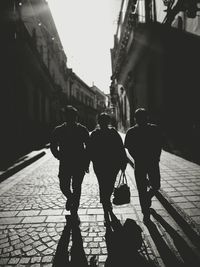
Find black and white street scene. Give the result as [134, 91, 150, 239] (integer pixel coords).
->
[0, 1, 200, 266]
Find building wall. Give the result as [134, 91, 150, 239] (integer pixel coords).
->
[0, 0, 66, 166]
[20, 0, 69, 96]
[67, 73, 98, 131]
[91, 86, 107, 112]
[110, 0, 200, 163]
[0, 0, 108, 167]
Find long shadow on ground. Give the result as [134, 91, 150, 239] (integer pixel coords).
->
[150, 208, 200, 267]
[53, 215, 89, 267]
[105, 212, 156, 267]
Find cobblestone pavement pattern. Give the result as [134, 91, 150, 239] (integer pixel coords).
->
[0, 144, 200, 266]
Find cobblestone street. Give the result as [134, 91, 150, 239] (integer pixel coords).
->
[0, 147, 200, 266]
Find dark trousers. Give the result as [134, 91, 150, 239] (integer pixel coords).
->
[134, 160, 160, 215]
[94, 166, 120, 210]
[59, 170, 85, 214]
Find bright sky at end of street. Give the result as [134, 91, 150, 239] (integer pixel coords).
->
[47, 0, 122, 94]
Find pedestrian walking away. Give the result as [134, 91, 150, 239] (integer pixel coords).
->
[124, 108, 163, 224]
[88, 112, 128, 226]
[50, 105, 90, 224]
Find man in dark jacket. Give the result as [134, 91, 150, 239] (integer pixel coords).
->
[50, 105, 90, 223]
[124, 108, 162, 223]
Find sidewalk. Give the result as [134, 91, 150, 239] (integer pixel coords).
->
[0, 143, 200, 266]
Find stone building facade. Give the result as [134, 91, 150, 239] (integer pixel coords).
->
[110, 0, 200, 163]
[0, 0, 106, 167]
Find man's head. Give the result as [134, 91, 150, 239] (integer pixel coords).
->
[134, 108, 148, 126]
[64, 105, 78, 124]
[98, 112, 111, 129]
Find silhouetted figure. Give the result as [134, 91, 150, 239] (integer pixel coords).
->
[105, 215, 124, 267]
[105, 215, 155, 267]
[53, 215, 89, 267]
[89, 113, 127, 225]
[124, 108, 162, 223]
[50, 106, 90, 224]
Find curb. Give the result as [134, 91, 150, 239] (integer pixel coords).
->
[155, 190, 200, 249]
[0, 151, 46, 183]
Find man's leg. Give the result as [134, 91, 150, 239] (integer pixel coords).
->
[59, 175, 73, 211]
[71, 171, 85, 216]
[95, 173, 112, 225]
[134, 162, 150, 222]
[147, 161, 161, 202]
[94, 168, 118, 226]
[58, 174, 73, 211]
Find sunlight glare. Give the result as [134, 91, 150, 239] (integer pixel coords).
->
[48, 0, 121, 93]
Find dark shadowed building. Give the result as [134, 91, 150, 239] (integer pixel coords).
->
[0, 0, 107, 168]
[110, 0, 200, 163]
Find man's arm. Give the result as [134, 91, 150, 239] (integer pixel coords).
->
[114, 130, 128, 171]
[83, 127, 90, 172]
[50, 129, 60, 160]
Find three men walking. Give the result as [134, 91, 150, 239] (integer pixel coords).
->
[50, 105, 162, 225]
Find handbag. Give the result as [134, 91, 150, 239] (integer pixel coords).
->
[112, 171, 130, 205]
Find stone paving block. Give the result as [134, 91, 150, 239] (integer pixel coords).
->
[84, 248, 91, 254]
[0, 211, 19, 217]
[89, 232, 98, 237]
[87, 208, 104, 215]
[26, 249, 38, 256]
[0, 237, 9, 244]
[0, 258, 9, 265]
[113, 206, 133, 214]
[177, 202, 196, 209]
[45, 215, 65, 223]
[171, 196, 188, 202]
[42, 255, 53, 263]
[22, 216, 46, 223]
[162, 187, 176, 192]
[186, 195, 200, 201]
[10, 249, 21, 257]
[40, 209, 63, 216]
[0, 217, 23, 224]
[96, 215, 104, 221]
[8, 257, 20, 265]
[91, 248, 101, 254]
[180, 191, 196, 196]
[80, 215, 97, 222]
[43, 248, 54, 255]
[19, 257, 31, 264]
[3, 246, 13, 253]
[185, 208, 200, 216]
[98, 255, 107, 262]
[30, 257, 41, 264]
